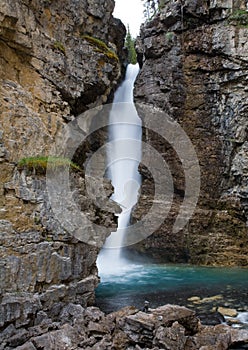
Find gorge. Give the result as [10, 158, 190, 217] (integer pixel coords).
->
[0, 0, 248, 349]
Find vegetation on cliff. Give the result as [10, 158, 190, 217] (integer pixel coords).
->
[53, 41, 66, 55]
[17, 156, 81, 173]
[82, 34, 119, 61]
[228, 9, 248, 27]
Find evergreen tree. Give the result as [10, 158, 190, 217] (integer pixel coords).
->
[125, 26, 137, 64]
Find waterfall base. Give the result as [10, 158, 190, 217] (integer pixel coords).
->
[97, 248, 142, 277]
[95, 263, 248, 329]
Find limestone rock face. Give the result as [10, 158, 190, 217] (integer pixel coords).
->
[0, 0, 125, 335]
[132, 0, 248, 266]
[0, 0, 125, 161]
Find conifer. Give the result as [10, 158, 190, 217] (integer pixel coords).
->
[125, 26, 137, 64]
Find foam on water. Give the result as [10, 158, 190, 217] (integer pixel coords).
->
[237, 312, 248, 324]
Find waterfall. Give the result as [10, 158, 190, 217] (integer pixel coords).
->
[97, 63, 141, 275]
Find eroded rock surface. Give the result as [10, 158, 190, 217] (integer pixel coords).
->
[132, 0, 248, 266]
[1, 304, 247, 350]
[0, 0, 125, 337]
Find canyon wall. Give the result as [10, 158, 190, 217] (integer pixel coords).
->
[0, 0, 125, 336]
[131, 0, 248, 266]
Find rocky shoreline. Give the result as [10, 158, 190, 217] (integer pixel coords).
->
[96, 287, 248, 330]
[1, 303, 247, 350]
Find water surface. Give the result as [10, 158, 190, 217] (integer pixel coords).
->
[95, 263, 248, 327]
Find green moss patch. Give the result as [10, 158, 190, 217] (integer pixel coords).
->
[82, 35, 119, 61]
[228, 9, 248, 27]
[53, 41, 66, 55]
[18, 156, 81, 174]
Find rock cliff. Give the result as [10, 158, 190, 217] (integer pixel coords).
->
[0, 0, 125, 335]
[132, 0, 248, 266]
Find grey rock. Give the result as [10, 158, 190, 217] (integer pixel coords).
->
[15, 343, 37, 350]
[132, 0, 248, 266]
[1, 304, 248, 350]
[153, 322, 187, 349]
[230, 328, 248, 344]
[7, 329, 29, 348]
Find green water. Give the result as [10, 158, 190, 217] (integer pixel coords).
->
[95, 263, 248, 326]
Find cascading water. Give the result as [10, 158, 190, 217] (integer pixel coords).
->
[95, 64, 248, 332]
[97, 63, 141, 275]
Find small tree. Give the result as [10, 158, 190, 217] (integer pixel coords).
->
[125, 26, 137, 64]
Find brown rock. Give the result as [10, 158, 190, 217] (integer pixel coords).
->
[217, 307, 238, 318]
[0, 0, 124, 333]
[186, 324, 231, 350]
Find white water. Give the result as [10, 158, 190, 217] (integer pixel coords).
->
[237, 312, 248, 324]
[97, 63, 142, 276]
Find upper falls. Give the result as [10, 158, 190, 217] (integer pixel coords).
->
[97, 63, 141, 275]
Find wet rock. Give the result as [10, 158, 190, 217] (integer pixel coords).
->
[200, 295, 223, 303]
[218, 307, 238, 318]
[188, 296, 201, 302]
[226, 317, 244, 328]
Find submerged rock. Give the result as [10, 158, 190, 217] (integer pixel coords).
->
[218, 307, 238, 318]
